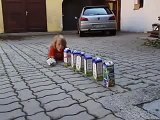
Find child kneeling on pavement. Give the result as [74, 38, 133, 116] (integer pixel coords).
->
[47, 34, 67, 66]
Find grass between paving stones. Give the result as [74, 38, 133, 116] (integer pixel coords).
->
[143, 39, 160, 48]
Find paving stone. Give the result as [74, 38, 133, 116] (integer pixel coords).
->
[0, 102, 22, 112]
[10, 76, 23, 83]
[66, 77, 88, 82]
[28, 80, 53, 88]
[69, 79, 94, 86]
[130, 70, 148, 76]
[21, 99, 44, 115]
[98, 114, 123, 120]
[81, 100, 111, 118]
[124, 83, 149, 90]
[35, 87, 65, 98]
[68, 90, 91, 103]
[0, 73, 7, 78]
[0, 96, 19, 105]
[0, 87, 13, 94]
[44, 97, 77, 111]
[12, 81, 29, 90]
[0, 79, 10, 85]
[109, 85, 128, 93]
[61, 74, 83, 79]
[52, 67, 73, 73]
[0, 83, 12, 90]
[58, 82, 77, 92]
[44, 71, 57, 77]
[0, 77, 8, 82]
[38, 92, 70, 104]
[47, 104, 86, 119]
[89, 91, 114, 100]
[22, 72, 45, 78]
[14, 116, 26, 120]
[75, 83, 101, 90]
[24, 75, 46, 81]
[56, 71, 75, 76]
[147, 75, 160, 81]
[81, 86, 108, 95]
[122, 74, 140, 80]
[51, 76, 67, 84]
[0, 91, 17, 99]
[27, 112, 50, 120]
[17, 89, 36, 101]
[19, 69, 38, 74]
[116, 77, 133, 83]
[0, 109, 25, 120]
[7, 72, 19, 77]
[143, 99, 160, 118]
[39, 68, 51, 73]
[59, 111, 95, 120]
[143, 79, 158, 86]
[32, 83, 59, 93]
[117, 79, 142, 86]
[115, 106, 159, 120]
[138, 73, 158, 78]
[26, 77, 50, 84]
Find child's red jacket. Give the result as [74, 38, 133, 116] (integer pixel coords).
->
[48, 46, 64, 61]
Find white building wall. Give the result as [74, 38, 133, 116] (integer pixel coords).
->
[121, 0, 160, 32]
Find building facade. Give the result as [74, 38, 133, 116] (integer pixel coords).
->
[121, 0, 160, 32]
[1, 0, 159, 33]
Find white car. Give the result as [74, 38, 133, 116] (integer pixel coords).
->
[77, 6, 117, 37]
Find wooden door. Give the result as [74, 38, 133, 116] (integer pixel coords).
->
[26, 0, 47, 32]
[2, 0, 47, 33]
[2, 0, 27, 32]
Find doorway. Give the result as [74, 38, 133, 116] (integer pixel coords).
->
[105, 0, 121, 30]
[1, 0, 47, 33]
[62, 0, 85, 31]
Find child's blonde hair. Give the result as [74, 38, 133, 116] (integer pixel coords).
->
[51, 34, 67, 49]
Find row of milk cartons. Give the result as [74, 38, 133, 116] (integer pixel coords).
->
[64, 48, 115, 87]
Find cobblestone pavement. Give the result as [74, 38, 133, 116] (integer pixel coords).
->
[0, 32, 160, 120]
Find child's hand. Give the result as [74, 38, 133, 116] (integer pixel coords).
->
[46, 58, 56, 66]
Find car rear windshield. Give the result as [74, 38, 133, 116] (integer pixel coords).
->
[83, 7, 112, 16]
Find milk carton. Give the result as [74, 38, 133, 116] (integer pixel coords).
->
[71, 50, 80, 70]
[93, 57, 103, 81]
[103, 61, 115, 87]
[76, 52, 85, 72]
[84, 55, 92, 76]
[46, 58, 56, 66]
[64, 48, 71, 67]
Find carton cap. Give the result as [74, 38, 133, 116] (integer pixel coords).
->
[103, 61, 114, 66]
[84, 55, 92, 59]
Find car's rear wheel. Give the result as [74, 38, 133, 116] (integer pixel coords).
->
[110, 30, 116, 36]
[79, 31, 85, 37]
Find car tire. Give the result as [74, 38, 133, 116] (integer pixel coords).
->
[110, 30, 116, 36]
[79, 31, 85, 37]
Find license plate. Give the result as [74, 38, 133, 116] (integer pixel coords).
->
[93, 25, 106, 28]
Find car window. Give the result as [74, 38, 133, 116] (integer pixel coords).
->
[83, 8, 112, 16]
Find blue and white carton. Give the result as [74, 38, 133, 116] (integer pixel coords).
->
[84, 55, 92, 76]
[64, 48, 71, 67]
[71, 50, 80, 70]
[76, 52, 85, 72]
[93, 57, 103, 80]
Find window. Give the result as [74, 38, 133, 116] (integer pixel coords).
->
[83, 7, 112, 16]
[134, 0, 143, 10]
